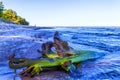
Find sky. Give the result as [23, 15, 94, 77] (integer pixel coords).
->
[1, 0, 120, 26]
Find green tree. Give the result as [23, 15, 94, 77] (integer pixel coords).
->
[2, 9, 29, 25]
[2, 9, 17, 21]
[0, 2, 29, 25]
[0, 2, 4, 17]
[16, 16, 29, 25]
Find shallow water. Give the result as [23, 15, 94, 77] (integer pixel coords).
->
[0, 25, 120, 80]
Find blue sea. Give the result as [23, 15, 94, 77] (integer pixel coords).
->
[0, 26, 120, 80]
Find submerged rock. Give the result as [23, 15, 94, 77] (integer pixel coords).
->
[21, 71, 70, 80]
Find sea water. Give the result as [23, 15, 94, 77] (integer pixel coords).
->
[0, 26, 120, 80]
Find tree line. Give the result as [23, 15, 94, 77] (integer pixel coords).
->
[0, 2, 29, 25]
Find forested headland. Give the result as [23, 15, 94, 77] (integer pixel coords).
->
[0, 2, 29, 25]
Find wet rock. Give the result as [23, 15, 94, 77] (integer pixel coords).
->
[21, 71, 70, 80]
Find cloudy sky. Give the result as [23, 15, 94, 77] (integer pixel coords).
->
[1, 0, 120, 26]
